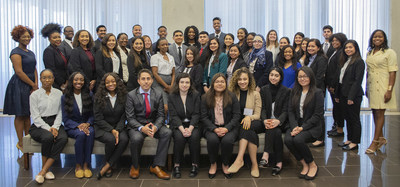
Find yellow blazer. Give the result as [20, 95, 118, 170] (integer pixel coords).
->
[234, 90, 262, 121]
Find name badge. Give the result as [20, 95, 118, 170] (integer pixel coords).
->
[243, 108, 253, 116]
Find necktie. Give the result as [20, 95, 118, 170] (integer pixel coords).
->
[56, 48, 68, 66]
[143, 93, 151, 118]
[178, 46, 182, 62]
[200, 48, 204, 56]
[324, 43, 329, 54]
[216, 34, 219, 39]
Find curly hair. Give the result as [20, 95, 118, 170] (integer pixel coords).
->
[41, 23, 62, 38]
[368, 29, 389, 53]
[94, 72, 127, 110]
[63, 72, 93, 115]
[277, 45, 299, 71]
[72, 30, 94, 48]
[11, 25, 34, 42]
[228, 67, 256, 94]
[183, 25, 200, 46]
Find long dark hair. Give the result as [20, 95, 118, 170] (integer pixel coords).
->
[206, 37, 222, 67]
[277, 45, 299, 71]
[368, 29, 389, 53]
[222, 33, 235, 52]
[291, 66, 317, 109]
[101, 33, 120, 58]
[129, 36, 148, 68]
[227, 44, 244, 62]
[183, 25, 200, 46]
[269, 66, 284, 85]
[184, 46, 199, 66]
[293, 32, 305, 50]
[304, 38, 324, 66]
[339, 40, 362, 67]
[171, 73, 196, 95]
[63, 72, 92, 115]
[204, 73, 232, 108]
[94, 72, 127, 109]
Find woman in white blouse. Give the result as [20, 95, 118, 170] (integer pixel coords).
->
[266, 30, 280, 62]
[151, 38, 176, 113]
[29, 69, 68, 184]
[117, 33, 130, 84]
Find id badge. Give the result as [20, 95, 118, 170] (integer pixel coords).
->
[243, 108, 253, 116]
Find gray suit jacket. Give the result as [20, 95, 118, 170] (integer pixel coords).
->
[168, 43, 187, 73]
[210, 32, 226, 45]
[126, 87, 165, 130]
[58, 40, 73, 60]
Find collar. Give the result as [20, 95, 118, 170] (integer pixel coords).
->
[107, 93, 117, 98]
[139, 87, 151, 95]
[309, 54, 317, 61]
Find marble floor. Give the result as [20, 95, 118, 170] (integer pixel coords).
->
[0, 112, 399, 187]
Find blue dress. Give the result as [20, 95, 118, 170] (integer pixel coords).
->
[282, 62, 302, 88]
[3, 47, 36, 116]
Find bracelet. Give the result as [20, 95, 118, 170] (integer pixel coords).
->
[388, 85, 393, 91]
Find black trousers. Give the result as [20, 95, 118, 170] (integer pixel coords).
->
[204, 127, 239, 165]
[173, 128, 201, 165]
[238, 120, 264, 146]
[97, 130, 129, 167]
[128, 126, 172, 168]
[284, 130, 315, 164]
[329, 90, 344, 128]
[339, 95, 362, 144]
[29, 125, 68, 160]
[264, 127, 284, 163]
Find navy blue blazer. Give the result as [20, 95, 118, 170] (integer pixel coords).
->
[61, 95, 94, 132]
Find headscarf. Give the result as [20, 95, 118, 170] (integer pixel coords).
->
[247, 34, 267, 69]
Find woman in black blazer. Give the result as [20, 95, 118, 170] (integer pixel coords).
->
[334, 40, 365, 150]
[304, 38, 328, 147]
[41, 23, 68, 90]
[201, 73, 241, 179]
[226, 44, 247, 85]
[68, 30, 96, 91]
[259, 67, 290, 176]
[168, 73, 201, 178]
[284, 66, 324, 180]
[126, 37, 151, 91]
[325, 33, 347, 137]
[95, 33, 123, 85]
[93, 73, 129, 179]
[182, 46, 203, 93]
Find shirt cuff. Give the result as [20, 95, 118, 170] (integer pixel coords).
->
[138, 125, 144, 132]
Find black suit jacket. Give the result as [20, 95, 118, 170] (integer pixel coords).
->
[58, 40, 73, 60]
[198, 46, 210, 68]
[325, 50, 342, 88]
[288, 89, 325, 138]
[168, 91, 201, 129]
[254, 50, 274, 87]
[126, 54, 151, 91]
[93, 95, 126, 138]
[200, 92, 241, 132]
[231, 58, 247, 74]
[95, 50, 123, 83]
[309, 55, 328, 91]
[334, 59, 365, 100]
[68, 46, 96, 81]
[187, 64, 204, 93]
[43, 45, 68, 89]
[260, 84, 291, 129]
[93, 39, 101, 54]
[326, 45, 335, 58]
[126, 87, 165, 130]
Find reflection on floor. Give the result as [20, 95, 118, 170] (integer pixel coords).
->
[0, 112, 399, 187]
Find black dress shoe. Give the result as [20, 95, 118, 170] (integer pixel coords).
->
[342, 144, 358, 151]
[338, 142, 350, 147]
[329, 131, 344, 137]
[223, 172, 232, 179]
[208, 173, 216, 179]
[298, 173, 306, 179]
[96, 172, 103, 180]
[305, 166, 319, 180]
[258, 159, 269, 168]
[105, 169, 113, 178]
[271, 166, 282, 176]
[189, 166, 198, 178]
[173, 166, 181, 178]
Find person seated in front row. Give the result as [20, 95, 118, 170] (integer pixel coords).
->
[227, 67, 264, 178]
[201, 73, 241, 179]
[93, 72, 129, 180]
[29, 69, 68, 184]
[126, 69, 172, 180]
[168, 73, 201, 178]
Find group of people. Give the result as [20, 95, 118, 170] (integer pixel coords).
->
[3, 16, 397, 184]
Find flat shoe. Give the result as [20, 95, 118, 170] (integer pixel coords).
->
[35, 174, 44, 184]
[343, 144, 358, 151]
[75, 169, 84, 179]
[44, 171, 55, 180]
[251, 168, 260, 178]
[258, 159, 269, 168]
[223, 172, 232, 179]
[84, 169, 92, 178]
[311, 141, 325, 147]
[338, 142, 350, 147]
[328, 131, 344, 137]
[105, 169, 113, 178]
[305, 166, 318, 180]
[271, 166, 281, 176]
[208, 173, 216, 179]
[227, 161, 244, 173]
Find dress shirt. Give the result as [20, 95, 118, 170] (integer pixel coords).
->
[30, 87, 63, 130]
[65, 39, 73, 48]
[111, 51, 121, 74]
[74, 93, 82, 114]
[299, 91, 307, 118]
[227, 59, 238, 84]
[138, 87, 157, 131]
[339, 58, 351, 84]
[150, 52, 175, 75]
[118, 45, 130, 82]
[107, 93, 117, 108]
[207, 54, 215, 77]
[308, 54, 317, 67]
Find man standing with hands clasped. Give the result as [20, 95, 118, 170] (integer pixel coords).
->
[126, 69, 172, 180]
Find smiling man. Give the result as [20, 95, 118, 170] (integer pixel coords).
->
[59, 26, 74, 60]
[209, 17, 226, 45]
[93, 25, 107, 54]
[168, 30, 188, 73]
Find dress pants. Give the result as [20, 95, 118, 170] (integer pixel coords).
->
[238, 120, 264, 146]
[173, 128, 200, 165]
[339, 95, 362, 144]
[204, 127, 239, 165]
[97, 130, 129, 167]
[128, 125, 172, 168]
[66, 126, 95, 166]
[264, 127, 284, 163]
[29, 125, 68, 160]
[284, 130, 315, 164]
[329, 90, 344, 128]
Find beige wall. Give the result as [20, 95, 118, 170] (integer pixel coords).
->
[162, 0, 204, 42]
[391, 0, 400, 111]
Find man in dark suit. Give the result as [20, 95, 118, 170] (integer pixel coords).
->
[209, 17, 226, 45]
[198, 31, 209, 67]
[322, 25, 335, 58]
[127, 24, 142, 49]
[126, 69, 172, 180]
[152, 26, 169, 52]
[168, 30, 187, 73]
[93, 25, 106, 54]
[58, 26, 74, 60]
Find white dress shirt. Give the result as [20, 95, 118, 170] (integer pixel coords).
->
[74, 93, 82, 114]
[150, 52, 175, 75]
[30, 87, 63, 130]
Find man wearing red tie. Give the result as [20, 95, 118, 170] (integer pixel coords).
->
[126, 69, 172, 180]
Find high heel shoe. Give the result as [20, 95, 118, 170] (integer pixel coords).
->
[227, 161, 244, 173]
[305, 166, 318, 180]
[16, 143, 23, 152]
[378, 137, 387, 149]
[365, 140, 379, 154]
[271, 166, 282, 176]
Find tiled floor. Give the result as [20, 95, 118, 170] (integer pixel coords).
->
[0, 112, 399, 187]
